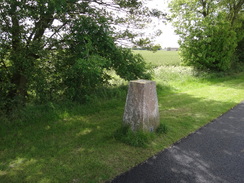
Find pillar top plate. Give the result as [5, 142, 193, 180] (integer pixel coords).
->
[130, 80, 154, 84]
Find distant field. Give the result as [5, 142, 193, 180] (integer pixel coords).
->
[133, 50, 181, 66]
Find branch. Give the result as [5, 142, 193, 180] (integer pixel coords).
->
[42, 21, 69, 49]
[10, 4, 21, 51]
[33, 14, 54, 42]
[230, 0, 244, 25]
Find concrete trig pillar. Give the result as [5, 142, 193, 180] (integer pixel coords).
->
[123, 80, 160, 132]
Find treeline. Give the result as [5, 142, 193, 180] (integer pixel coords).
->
[132, 44, 162, 52]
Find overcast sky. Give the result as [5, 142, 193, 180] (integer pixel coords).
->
[147, 0, 179, 48]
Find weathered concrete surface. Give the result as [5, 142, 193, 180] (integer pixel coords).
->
[123, 80, 160, 132]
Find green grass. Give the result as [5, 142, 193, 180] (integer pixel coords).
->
[133, 50, 181, 66]
[1, 51, 244, 183]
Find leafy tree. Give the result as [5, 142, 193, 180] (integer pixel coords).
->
[149, 44, 162, 52]
[235, 14, 244, 63]
[0, 0, 164, 108]
[169, 0, 244, 71]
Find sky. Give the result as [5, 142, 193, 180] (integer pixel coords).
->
[154, 22, 180, 48]
[50, 0, 180, 48]
[146, 0, 179, 48]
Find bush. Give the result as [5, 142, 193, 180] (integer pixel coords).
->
[53, 16, 152, 102]
[180, 16, 237, 71]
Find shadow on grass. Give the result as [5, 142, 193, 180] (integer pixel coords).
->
[0, 98, 126, 182]
[0, 79, 243, 183]
[196, 71, 244, 89]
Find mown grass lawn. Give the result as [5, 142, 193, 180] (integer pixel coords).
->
[0, 51, 244, 183]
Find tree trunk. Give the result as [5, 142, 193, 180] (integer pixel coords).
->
[7, 70, 28, 105]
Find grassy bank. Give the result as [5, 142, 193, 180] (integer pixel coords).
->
[1, 51, 244, 183]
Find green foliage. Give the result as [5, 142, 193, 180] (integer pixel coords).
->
[234, 17, 244, 65]
[170, 0, 244, 71]
[0, 0, 158, 108]
[54, 16, 151, 102]
[179, 16, 237, 71]
[236, 37, 244, 62]
[113, 48, 152, 81]
[150, 44, 162, 52]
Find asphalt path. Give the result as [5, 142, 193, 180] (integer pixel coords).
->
[111, 101, 244, 183]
